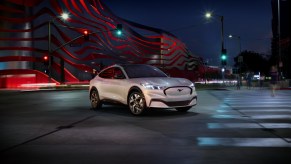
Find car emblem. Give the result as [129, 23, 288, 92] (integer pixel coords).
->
[178, 89, 183, 92]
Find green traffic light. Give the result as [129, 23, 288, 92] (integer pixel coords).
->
[116, 24, 122, 36]
[116, 30, 122, 36]
[221, 55, 227, 60]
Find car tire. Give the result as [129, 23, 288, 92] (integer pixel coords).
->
[90, 89, 102, 109]
[176, 106, 192, 112]
[128, 91, 146, 116]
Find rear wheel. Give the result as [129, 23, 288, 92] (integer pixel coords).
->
[176, 106, 192, 112]
[90, 89, 102, 109]
[128, 91, 146, 115]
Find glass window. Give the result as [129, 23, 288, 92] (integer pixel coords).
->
[123, 64, 167, 78]
[113, 68, 125, 79]
[99, 67, 114, 79]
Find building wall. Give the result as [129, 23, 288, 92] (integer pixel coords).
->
[0, 0, 202, 84]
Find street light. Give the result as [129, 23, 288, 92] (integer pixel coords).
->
[205, 12, 212, 18]
[48, 12, 69, 82]
[61, 13, 69, 20]
[205, 11, 226, 83]
[205, 12, 225, 52]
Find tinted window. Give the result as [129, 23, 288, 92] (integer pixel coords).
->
[99, 67, 114, 79]
[113, 67, 125, 79]
[123, 65, 167, 78]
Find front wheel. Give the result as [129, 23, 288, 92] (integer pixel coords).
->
[128, 91, 146, 115]
[176, 106, 192, 112]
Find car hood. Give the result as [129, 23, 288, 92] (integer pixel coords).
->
[129, 77, 193, 87]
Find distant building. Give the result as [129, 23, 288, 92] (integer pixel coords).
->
[0, 0, 202, 88]
[271, 0, 291, 78]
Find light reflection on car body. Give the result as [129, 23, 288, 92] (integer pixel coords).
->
[89, 64, 197, 115]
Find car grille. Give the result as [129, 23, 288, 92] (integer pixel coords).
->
[164, 86, 192, 96]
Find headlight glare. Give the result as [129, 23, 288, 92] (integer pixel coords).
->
[190, 83, 195, 90]
[141, 83, 166, 90]
[190, 83, 195, 88]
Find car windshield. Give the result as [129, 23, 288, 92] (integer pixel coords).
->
[123, 65, 167, 78]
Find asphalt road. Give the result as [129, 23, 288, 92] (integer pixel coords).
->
[0, 89, 291, 164]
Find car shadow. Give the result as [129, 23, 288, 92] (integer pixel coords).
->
[92, 104, 199, 118]
[144, 108, 199, 117]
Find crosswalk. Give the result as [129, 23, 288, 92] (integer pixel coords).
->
[198, 89, 291, 147]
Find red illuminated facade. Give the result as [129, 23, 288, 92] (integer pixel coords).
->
[0, 0, 203, 88]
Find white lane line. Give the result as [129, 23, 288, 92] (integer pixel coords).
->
[197, 137, 291, 147]
[217, 109, 291, 113]
[212, 114, 291, 119]
[239, 109, 291, 112]
[224, 105, 291, 108]
[250, 115, 291, 119]
[208, 123, 291, 129]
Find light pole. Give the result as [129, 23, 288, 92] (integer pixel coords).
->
[205, 12, 226, 62]
[205, 12, 224, 50]
[277, 0, 281, 67]
[48, 12, 69, 82]
[205, 12, 225, 83]
[277, 0, 283, 80]
[205, 12, 225, 52]
[229, 34, 243, 75]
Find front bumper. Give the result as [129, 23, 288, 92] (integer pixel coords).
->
[143, 88, 197, 108]
[149, 96, 197, 108]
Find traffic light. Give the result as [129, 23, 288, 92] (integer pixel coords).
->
[116, 24, 122, 36]
[221, 49, 227, 66]
[43, 55, 49, 66]
[83, 30, 89, 40]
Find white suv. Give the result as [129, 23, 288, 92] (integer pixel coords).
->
[89, 64, 197, 115]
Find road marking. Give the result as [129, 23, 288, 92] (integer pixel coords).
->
[217, 109, 291, 113]
[197, 137, 291, 147]
[250, 115, 291, 119]
[212, 114, 291, 119]
[224, 105, 291, 108]
[208, 123, 291, 129]
[239, 109, 291, 112]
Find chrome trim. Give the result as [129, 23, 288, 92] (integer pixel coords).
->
[163, 86, 193, 95]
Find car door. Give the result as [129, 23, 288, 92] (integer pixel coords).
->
[98, 67, 127, 104]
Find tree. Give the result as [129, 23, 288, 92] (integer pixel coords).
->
[234, 50, 270, 75]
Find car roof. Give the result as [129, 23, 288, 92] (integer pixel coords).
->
[105, 64, 151, 69]
[98, 64, 151, 73]
[116, 64, 149, 67]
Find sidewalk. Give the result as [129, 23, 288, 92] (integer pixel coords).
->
[0, 83, 89, 92]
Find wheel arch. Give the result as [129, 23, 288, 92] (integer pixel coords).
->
[127, 86, 143, 103]
[89, 86, 98, 99]
[127, 86, 147, 115]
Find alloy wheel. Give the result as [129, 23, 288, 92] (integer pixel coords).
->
[128, 92, 146, 115]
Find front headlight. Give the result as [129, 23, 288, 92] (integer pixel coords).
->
[190, 83, 195, 90]
[141, 83, 166, 90]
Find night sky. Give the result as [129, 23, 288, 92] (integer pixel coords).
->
[103, 0, 272, 66]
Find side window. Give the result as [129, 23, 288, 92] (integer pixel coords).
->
[114, 68, 125, 79]
[99, 67, 114, 79]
